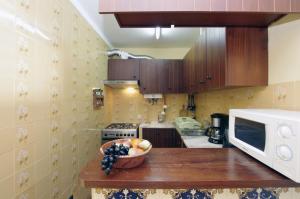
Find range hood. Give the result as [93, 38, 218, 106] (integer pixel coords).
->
[103, 80, 139, 89]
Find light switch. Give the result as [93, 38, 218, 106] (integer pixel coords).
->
[93, 88, 104, 109]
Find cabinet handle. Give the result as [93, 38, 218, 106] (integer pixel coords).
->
[199, 81, 206, 84]
[206, 75, 212, 80]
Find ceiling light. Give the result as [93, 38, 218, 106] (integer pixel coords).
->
[155, 26, 161, 40]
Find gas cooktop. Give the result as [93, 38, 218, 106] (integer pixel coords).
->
[106, 123, 138, 130]
[102, 123, 139, 140]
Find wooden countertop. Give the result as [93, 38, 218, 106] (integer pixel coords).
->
[80, 148, 299, 189]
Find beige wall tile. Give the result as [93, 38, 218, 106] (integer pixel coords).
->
[0, 151, 14, 180]
[0, 176, 14, 199]
[0, 128, 14, 155]
[294, 81, 300, 110]
[272, 82, 296, 109]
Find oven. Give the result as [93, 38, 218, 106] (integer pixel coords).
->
[101, 123, 139, 144]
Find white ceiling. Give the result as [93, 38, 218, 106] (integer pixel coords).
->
[72, 0, 200, 49]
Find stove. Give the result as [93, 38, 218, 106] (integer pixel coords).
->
[102, 123, 139, 143]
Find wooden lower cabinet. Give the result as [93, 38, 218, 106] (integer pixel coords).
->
[142, 128, 185, 148]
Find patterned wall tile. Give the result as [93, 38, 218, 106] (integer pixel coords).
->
[92, 188, 300, 199]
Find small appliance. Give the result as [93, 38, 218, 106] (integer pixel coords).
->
[229, 109, 300, 183]
[207, 113, 229, 144]
[102, 123, 139, 144]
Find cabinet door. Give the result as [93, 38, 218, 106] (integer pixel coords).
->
[142, 128, 181, 148]
[206, 28, 226, 90]
[139, 60, 159, 93]
[183, 46, 197, 93]
[108, 59, 140, 80]
[226, 28, 268, 86]
[195, 29, 207, 92]
[165, 60, 184, 93]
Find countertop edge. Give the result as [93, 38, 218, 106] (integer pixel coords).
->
[79, 148, 300, 189]
[81, 179, 299, 189]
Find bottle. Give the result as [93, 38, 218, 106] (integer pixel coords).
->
[158, 111, 166, 123]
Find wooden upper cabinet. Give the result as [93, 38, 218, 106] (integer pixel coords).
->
[206, 28, 226, 90]
[100, 0, 296, 12]
[99, 0, 295, 27]
[139, 60, 159, 94]
[183, 27, 268, 93]
[108, 59, 140, 80]
[140, 59, 183, 94]
[195, 29, 207, 92]
[166, 60, 184, 93]
[226, 28, 268, 86]
[183, 47, 197, 93]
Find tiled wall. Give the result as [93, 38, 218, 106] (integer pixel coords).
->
[0, 0, 108, 199]
[92, 188, 300, 199]
[109, 88, 187, 123]
[195, 81, 300, 122]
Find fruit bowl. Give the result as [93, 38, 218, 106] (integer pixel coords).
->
[100, 139, 152, 169]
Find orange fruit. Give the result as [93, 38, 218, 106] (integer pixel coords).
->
[131, 138, 142, 148]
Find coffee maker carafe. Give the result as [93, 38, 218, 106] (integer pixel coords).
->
[207, 113, 229, 144]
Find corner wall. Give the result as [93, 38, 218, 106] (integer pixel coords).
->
[0, 0, 108, 198]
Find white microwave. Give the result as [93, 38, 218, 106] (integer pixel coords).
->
[229, 109, 300, 183]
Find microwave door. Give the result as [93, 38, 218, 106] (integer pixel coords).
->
[232, 117, 272, 167]
[235, 120, 266, 152]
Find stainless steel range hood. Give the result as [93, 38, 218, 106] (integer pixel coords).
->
[103, 80, 139, 89]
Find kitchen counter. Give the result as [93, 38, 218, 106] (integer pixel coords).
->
[139, 121, 175, 129]
[140, 122, 221, 148]
[80, 148, 299, 189]
[181, 135, 222, 148]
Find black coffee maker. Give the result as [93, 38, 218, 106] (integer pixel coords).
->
[206, 113, 229, 144]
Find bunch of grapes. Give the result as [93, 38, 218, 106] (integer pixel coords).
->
[101, 143, 129, 175]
